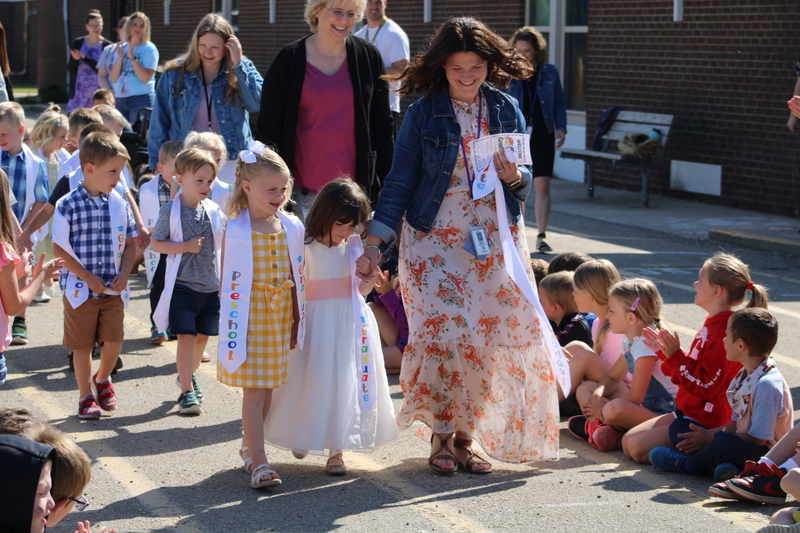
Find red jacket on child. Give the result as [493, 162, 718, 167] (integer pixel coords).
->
[658, 311, 741, 429]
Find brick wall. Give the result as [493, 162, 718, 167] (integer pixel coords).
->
[37, 0, 116, 91]
[1, 2, 38, 84]
[587, 0, 800, 215]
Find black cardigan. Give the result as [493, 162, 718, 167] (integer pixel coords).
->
[256, 35, 394, 204]
[67, 36, 112, 99]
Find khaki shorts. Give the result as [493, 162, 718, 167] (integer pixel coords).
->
[62, 295, 125, 350]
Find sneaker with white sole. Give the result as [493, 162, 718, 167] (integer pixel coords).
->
[175, 374, 203, 403]
[11, 318, 28, 345]
[178, 390, 202, 415]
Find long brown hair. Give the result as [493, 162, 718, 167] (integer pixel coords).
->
[304, 178, 370, 245]
[396, 17, 532, 98]
[0, 23, 9, 77]
[162, 14, 242, 104]
[0, 169, 18, 248]
[510, 26, 548, 64]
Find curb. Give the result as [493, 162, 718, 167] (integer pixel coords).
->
[708, 229, 800, 257]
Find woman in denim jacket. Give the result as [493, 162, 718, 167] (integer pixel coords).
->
[508, 27, 567, 254]
[147, 14, 263, 170]
[361, 17, 560, 475]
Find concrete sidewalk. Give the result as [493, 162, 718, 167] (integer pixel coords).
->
[530, 178, 800, 255]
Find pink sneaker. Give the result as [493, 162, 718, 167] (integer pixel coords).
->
[589, 422, 621, 451]
[78, 394, 101, 420]
[92, 373, 118, 411]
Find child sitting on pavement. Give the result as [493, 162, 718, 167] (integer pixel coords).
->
[649, 308, 793, 483]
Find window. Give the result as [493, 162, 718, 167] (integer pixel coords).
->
[527, 0, 588, 113]
[214, 0, 240, 30]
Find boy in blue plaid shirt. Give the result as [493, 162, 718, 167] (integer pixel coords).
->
[51, 132, 138, 420]
[0, 102, 50, 345]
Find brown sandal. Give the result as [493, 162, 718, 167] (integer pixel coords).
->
[453, 437, 492, 474]
[429, 433, 457, 474]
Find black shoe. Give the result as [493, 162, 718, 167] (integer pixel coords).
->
[110, 356, 123, 376]
[67, 351, 74, 372]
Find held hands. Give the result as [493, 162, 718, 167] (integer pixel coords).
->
[355, 256, 378, 285]
[642, 326, 680, 358]
[135, 227, 151, 251]
[16, 231, 34, 255]
[357, 246, 381, 281]
[675, 423, 713, 454]
[493, 150, 520, 186]
[184, 236, 204, 254]
[225, 35, 243, 68]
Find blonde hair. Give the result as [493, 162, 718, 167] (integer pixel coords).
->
[30, 109, 68, 153]
[574, 259, 621, 350]
[162, 14, 242, 103]
[184, 131, 227, 163]
[158, 140, 184, 164]
[304, 0, 366, 32]
[227, 147, 292, 219]
[0, 101, 24, 129]
[540, 271, 578, 315]
[92, 104, 126, 129]
[174, 147, 219, 177]
[703, 252, 768, 309]
[67, 108, 103, 139]
[609, 278, 663, 328]
[79, 132, 130, 170]
[125, 12, 152, 44]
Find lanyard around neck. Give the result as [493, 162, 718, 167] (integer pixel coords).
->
[449, 92, 483, 192]
[366, 19, 387, 43]
[201, 70, 214, 131]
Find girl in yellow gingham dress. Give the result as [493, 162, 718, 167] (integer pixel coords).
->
[217, 229, 294, 388]
[217, 144, 304, 490]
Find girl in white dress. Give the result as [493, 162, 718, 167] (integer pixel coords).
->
[264, 178, 398, 475]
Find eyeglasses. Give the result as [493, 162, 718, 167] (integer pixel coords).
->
[69, 495, 90, 511]
[325, 8, 357, 20]
[87, 23, 103, 29]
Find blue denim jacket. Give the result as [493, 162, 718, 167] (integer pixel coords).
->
[507, 63, 567, 134]
[370, 84, 532, 244]
[148, 58, 263, 168]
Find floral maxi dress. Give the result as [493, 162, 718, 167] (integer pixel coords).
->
[396, 96, 560, 463]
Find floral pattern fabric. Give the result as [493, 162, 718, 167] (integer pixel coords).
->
[396, 95, 559, 463]
[67, 41, 104, 113]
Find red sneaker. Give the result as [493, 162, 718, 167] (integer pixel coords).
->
[725, 462, 787, 505]
[78, 394, 101, 420]
[589, 422, 621, 452]
[92, 373, 118, 411]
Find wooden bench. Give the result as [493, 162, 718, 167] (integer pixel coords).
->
[560, 110, 673, 207]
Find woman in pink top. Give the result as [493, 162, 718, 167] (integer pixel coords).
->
[257, 0, 394, 219]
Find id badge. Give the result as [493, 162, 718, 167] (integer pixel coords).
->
[464, 225, 490, 259]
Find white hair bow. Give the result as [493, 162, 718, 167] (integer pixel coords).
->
[239, 140, 267, 164]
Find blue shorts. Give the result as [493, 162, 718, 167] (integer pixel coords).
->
[642, 395, 675, 416]
[168, 285, 220, 336]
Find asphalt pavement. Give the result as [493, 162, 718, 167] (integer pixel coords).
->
[2, 179, 800, 532]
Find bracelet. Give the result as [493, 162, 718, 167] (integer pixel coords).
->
[507, 177, 522, 188]
[364, 244, 381, 252]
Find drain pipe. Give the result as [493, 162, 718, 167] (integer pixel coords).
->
[10, 0, 29, 75]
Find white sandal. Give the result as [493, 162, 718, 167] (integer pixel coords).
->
[239, 446, 252, 473]
[250, 463, 281, 489]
